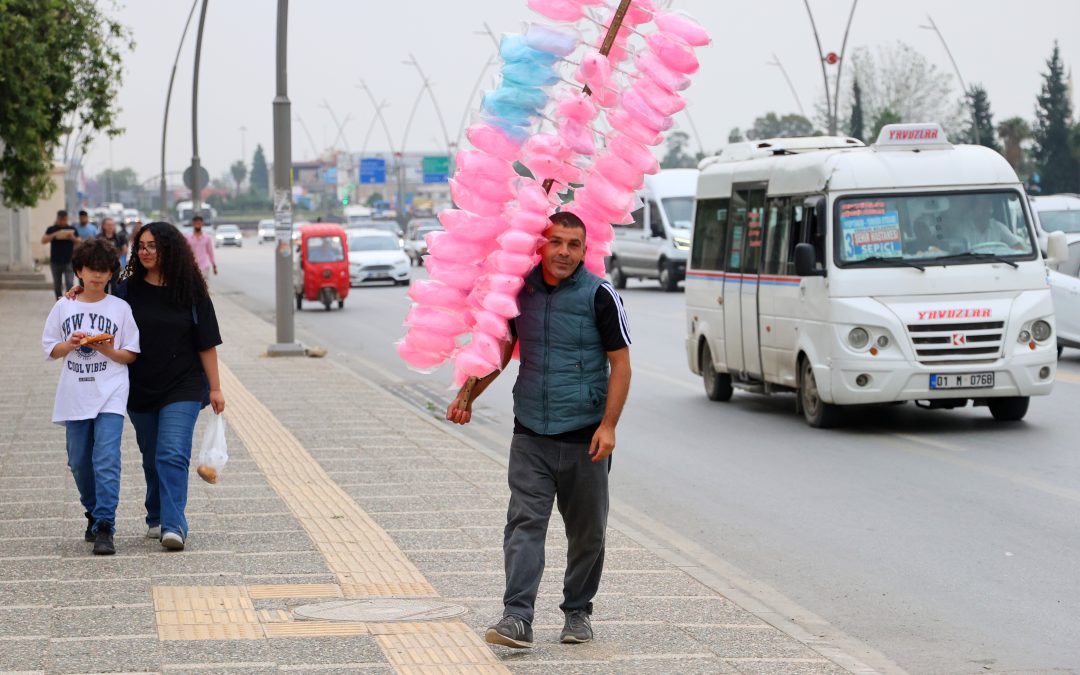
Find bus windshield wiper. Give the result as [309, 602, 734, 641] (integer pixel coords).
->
[935, 252, 1019, 268]
[845, 256, 926, 272]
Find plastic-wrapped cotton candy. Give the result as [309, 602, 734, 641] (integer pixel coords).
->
[515, 181, 554, 214]
[635, 52, 691, 93]
[607, 108, 664, 146]
[524, 133, 572, 160]
[449, 179, 507, 217]
[502, 60, 561, 87]
[525, 23, 581, 57]
[456, 349, 501, 381]
[593, 153, 643, 191]
[557, 118, 597, 155]
[472, 309, 511, 340]
[632, 76, 686, 116]
[522, 153, 564, 181]
[574, 185, 633, 222]
[496, 229, 540, 255]
[608, 133, 660, 174]
[403, 328, 458, 357]
[578, 53, 612, 93]
[527, 0, 585, 23]
[509, 210, 551, 234]
[586, 223, 615, 244]
[425, 232, 492, 263]
[466, 123, 524, 162]
[485, 272, 527, 295]
[645, 32, 700, 75]
[556, 91, 598, 122]
[489, 250, 537, 276]
[655, 11, 711, 47]
[408, 280, 469, 312]
[481, 291, 521, 319]
[397, 341, 446, 371]
[455, 150, 516, 180]
[424, 258, 484, 291]
[405, 305, 471, 337]
[440, 213, 507, 242]
[453, 171, 515, 203]
[621, 87, 673, 132]
[501, 34, 559, 65]
[468, 330, 506, 367]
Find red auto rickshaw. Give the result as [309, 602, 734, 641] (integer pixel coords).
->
[293, 223, 349, 310]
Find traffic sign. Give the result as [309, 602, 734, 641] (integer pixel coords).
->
[183, 165, 210, 191]
[322, 167, 338, 185]
[359, 158, 386, 184]
[422, 156, 450, 184]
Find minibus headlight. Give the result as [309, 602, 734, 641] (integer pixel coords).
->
[1032, 320, 1052, 342]
[673, 237, 690, 250]
[848, 327, 870, 349]
[1018, 330, 1032, 344]
[876, 335, 890, 349]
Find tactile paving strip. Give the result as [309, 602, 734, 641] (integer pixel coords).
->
[153, 586, 263, 641]
[219, 364, 435, 596]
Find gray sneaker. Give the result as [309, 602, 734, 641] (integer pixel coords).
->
[485, 615, 533, 648]
[146, 525, 161, 540]
[560, 609, 593, 643]
[161, 531, 184, 551]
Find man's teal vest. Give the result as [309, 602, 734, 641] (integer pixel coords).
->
[513, 263, 609, 435]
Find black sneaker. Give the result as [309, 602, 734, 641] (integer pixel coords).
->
[92, 524, 115, 556]
[560, 609, 593, 643]
[83, 512, 94, 543]
[485, 615, 533, 648]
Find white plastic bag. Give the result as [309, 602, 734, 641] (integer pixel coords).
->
[196, 413, 228, 484]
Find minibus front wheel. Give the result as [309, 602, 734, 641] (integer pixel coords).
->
[701, 342, 733, 401]
[799, 357, 841, 428]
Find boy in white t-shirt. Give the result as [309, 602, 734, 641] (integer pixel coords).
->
[42, 238, 139, 555]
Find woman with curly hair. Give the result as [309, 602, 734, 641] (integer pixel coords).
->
[122, 222, 225, 551]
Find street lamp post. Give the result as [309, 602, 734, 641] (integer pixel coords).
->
[920, 15, 980, 145]
[189, 0, 209, 218]
[269, 0, 304, 356]
[160, 0, 199, 218]
[802, 0, 858, 136]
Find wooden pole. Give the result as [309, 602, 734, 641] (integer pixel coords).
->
[458, 0, 634, 411]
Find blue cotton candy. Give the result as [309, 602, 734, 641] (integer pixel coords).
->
[485, 84, 548, 112]
[525, 23, 579, 57]
[502, 60, 560, 87]
[481, 93, 536, 127]
[500, 34, 559, 66]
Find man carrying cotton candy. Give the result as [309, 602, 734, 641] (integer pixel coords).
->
[446, 211, 632, 648]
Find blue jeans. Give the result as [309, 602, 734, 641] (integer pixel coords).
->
[128, 401, 201, 538]
[65, 413, 124, 532]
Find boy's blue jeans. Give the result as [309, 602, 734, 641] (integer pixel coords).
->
[65, 413, 124, 532]
[128, 401, 201, 539]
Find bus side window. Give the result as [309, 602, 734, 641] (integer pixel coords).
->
[764, 198, 789, 275]
[649, 201, 665, 238]
[624, 205, 645, 230]
[690, 198, 729, 271]
[785, 205, 804, 274]
[802, 200, 826, 270]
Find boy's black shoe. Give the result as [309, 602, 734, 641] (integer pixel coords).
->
[83, 512, 94, 543]
[484, 615, 533, 648]
[560, 609, 593, 643]
[92, 524, 115, 556]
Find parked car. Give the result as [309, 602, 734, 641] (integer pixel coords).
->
[1049, 268, 1080, 356]
[122, 208, 142, 226]
[347, 229, 411, 286]
[214, 224, 242, 247]
[404, 219, 442, 266]
[1031, 194, 1080, 276]
[257, 219, 275, 244]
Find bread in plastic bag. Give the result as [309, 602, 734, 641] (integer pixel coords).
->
[196, 413, 228, 484]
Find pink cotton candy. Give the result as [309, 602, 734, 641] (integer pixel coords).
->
[407, 280, 468, 311]
[578, 53, 612, 94]
[635, 52, 690, 93]
[466, 123, 522, 162]
[522, 153, 563, 181]
[607, 108, 663, 146]
[405, 305, 470, 337]
[472, 309, 510, 340]
[426, 232, 491, 263]
[509, 210, 550, 234]
[450, 178, 506, 217]
[622, 88, 672, 132]
[489, 250, 536, 276]
[586, 223, 615, 244]
[645, 32, 700, 75]
[527, 0, 585, 22]
[404, 328, 457, 356]
[469, 330, 506, 367]
[631, 76, 685, 116]
[574, 186, 631, 223]
[516, 181, 552, 214]
[557, 92, 597, 122]
[485, 272, 526, 295]
[497, 229, 539, 255]
[525, 133, 572, 160]
[590, 83, 620, 109]
[583, 249, 608, 276]
[438, 211, 506, 242]
[557, 119, 596, 156]
[424, 258, 483, 291]
[608, 133, 660, 174]
[593, 153, 643, 191]
[455, 150, 516, 180]
[554, 161, 583, 186]
[397, 341, 447, 371]
[655, 11, 711, 47]
[481, 291, 520, 319]
[453, 171, 515, 203]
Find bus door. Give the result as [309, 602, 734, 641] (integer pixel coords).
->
[722, 184, 767, 376]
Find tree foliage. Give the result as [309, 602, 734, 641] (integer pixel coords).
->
[660, 131, 698, 169]
[745, 113, 815, 140]
[230, 160, 247, 195]
[964, 85, 1000, 152]
[250, 144, 269, 195]
[1032, 42, 1079, 194]
[727, 128, 745, 143]
[997, 116, 1032, 174]
[871, 109, 902, 140]
[95, 167, 138, 193]
[0, 0, 132, 207]
[847, 79, 865, 142]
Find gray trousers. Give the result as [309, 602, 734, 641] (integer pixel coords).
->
[50, 261, 74, 300]
[502, 433, 610, 624]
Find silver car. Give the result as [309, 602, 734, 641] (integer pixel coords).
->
[214, 224, 243, 248]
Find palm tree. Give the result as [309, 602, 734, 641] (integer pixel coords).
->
[996, 117, 1031, 173]
[230, 160, 247, 197]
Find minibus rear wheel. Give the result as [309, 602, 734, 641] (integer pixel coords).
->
[799, 358, 840, 428]
[701, 342, 733, 401]
[608, 257, 627, 289]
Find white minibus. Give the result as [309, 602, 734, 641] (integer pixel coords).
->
[685, 123, 1068, 427]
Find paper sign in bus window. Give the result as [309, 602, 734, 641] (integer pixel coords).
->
[840, 203, 902, 260]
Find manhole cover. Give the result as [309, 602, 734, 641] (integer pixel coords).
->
[292, 598, 468, 623]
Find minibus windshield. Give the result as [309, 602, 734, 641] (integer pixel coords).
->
[662, 197, 694, 229]
[835, 190, 1035, 267]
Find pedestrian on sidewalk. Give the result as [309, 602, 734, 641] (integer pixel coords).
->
[185, 215, 217, 279]
[96, 217, 128, 294]
[42, 237, 140, 556]
[41, 210, 80, 299]
[123, 222, 225, 551]
[74, 210, 99, 240]
[447, 211, 632, 649]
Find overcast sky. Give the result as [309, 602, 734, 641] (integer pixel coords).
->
[81, 0, 1080, 185]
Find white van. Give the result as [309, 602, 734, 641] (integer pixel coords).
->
[685, 123, 1068, 427]
[608, 168, 697, 292]
[1031, 194, 1080, 275]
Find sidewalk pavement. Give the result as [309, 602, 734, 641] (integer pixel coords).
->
[0, 288, 868, 674]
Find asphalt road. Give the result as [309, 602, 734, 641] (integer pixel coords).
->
[212, 235, 1080, 674]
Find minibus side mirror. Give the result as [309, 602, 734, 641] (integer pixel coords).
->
[795, 243, 820, 277]
[1046, 231, 1068, 268]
